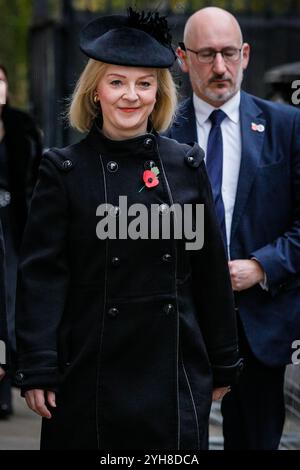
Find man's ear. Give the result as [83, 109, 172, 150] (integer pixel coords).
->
[242, 43, 250, 71]
[176, 46, 189, 73]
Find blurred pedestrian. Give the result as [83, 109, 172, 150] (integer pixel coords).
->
[0, 217, 7, 382]
[16, 9, 241, 449]
[0, 64, 42, 418]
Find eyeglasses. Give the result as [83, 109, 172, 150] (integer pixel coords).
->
[179, 42, 243, 64]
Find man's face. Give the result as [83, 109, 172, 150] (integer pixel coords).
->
[178, 21, 250, 106]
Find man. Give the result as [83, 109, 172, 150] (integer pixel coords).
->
[167, 7, 300, 450]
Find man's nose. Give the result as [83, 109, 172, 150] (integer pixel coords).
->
[212, 52, 227, 75]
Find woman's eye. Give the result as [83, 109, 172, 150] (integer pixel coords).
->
[111, 80, 122, 86]
[139, 82, 151, 88]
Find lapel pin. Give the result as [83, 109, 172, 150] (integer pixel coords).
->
[251, 122, 265, 132]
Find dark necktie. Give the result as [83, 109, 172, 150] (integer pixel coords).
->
[206, 109, 227, 250]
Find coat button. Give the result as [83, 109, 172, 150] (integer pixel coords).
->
[163, 303, 175, 315]
[162, 253, 172, 263]
[110, 206, 120, 217]
[187, 156, 194, 164]
[15, 371, 25, 384]
[108, 307, 119, 317]
[144, 160, 156, 170]
[107, 161, 118, 172]
[143, 138, 154, 149]
[63, 160, 73, 169]
[159, 203, 169, 215]
[111, 257, 120, 267]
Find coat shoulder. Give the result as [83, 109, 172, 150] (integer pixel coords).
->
[43, 140, 87, 172]
[243, 91, 300, 122]
[158, 135, 205, 168]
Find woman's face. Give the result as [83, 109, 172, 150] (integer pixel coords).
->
[95, 65, 158, 139]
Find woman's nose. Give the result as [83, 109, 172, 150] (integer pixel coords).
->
[122, 86, 138, 100]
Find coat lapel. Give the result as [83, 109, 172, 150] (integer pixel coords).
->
[230, 92, 266, 243]
[171, 97, 198, 144]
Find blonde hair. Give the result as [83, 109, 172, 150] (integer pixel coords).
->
[68, 59, 177, 133]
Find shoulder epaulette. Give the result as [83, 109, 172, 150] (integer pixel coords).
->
[184, 142, 205, 168]
[44, 147, 76, 172]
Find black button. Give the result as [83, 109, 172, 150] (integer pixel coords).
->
[162, 253, 172, 263]
[65, 362, 71, 367]
[144, 160, 156, 170]
[163, 304, 175, 315]
[187, 156, 194, 163]
[159, 204, 169, 215]
[63, 160, 73, 169]
[107, 161, 118, 172]
[111, 257, 120, 267]
[143, 138, 153, 149]
[15, 371, 24, 384]
[108, 307, 119, 317]
[110, 206, 120, 217]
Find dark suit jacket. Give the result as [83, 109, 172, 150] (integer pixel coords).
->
[167, 91, 300, 367]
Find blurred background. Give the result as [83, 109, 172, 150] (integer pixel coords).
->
[0, 0, 299, 450]
[0, 0, 300, 147]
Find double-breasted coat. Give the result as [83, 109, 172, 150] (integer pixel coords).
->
[16, 124, 241, 450]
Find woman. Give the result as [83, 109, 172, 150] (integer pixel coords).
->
[0, 64, 42, 418]
[16, 9, 241, 450]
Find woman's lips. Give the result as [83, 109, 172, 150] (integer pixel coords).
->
[118, 107, 140, 113]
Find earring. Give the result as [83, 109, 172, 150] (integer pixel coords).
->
[93, 94, 98, 104]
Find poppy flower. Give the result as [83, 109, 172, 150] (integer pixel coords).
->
[143, 170, 159, 188]
[139, 166, 160, 192]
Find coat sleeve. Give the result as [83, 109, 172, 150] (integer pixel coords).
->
[250, 111, 300, 296]
[15, 154, 69, 392]
[190, 157, 242, 387]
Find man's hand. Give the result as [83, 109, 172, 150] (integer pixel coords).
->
[228, 259, 265, 291]
[24, 389, 56, 419]
[0, 366, 5, 381]
[212, 386, 231, 401]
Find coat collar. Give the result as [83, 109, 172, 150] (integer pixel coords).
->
[86, 119, 159, 158]
[171, 97, 198, 144]
[230, 91, 266, 242]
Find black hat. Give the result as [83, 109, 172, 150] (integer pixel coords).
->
[79, 8, 176, 68]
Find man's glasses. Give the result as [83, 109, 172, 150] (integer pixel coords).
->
[179, 42, 243, 64]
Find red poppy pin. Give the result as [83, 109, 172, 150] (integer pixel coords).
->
[139, 166, 160, 192]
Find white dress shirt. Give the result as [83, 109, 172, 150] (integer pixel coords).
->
[193, 91, 241, 257]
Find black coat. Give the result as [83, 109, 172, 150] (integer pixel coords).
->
[16, 125, 240, 450]
[0, 218, 7, 367]
[2, 105, 42, 245]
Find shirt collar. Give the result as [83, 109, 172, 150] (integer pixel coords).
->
[193, 91, 240, 125]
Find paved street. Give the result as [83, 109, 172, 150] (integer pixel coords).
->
[0, 388, 40, 450]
